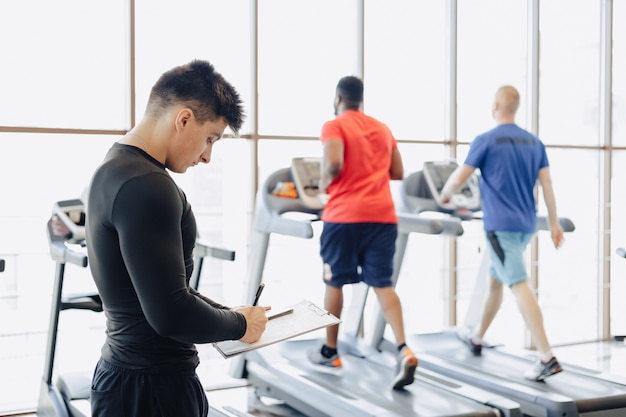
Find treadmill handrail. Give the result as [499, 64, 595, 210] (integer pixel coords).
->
[194, 239, 236, 261]
[397, 212, 443, 235]
[47, 214, 89, 267]
[536, 216, 575, 233]
[49, 242, 88, 268]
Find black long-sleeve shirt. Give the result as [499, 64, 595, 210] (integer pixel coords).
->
[86, 143, 246, 372]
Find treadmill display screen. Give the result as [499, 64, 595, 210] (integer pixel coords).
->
[291, 157, 326, 210]
[424, 162, 472, 196]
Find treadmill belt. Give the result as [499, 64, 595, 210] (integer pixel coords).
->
[260, 338, 504, 417]
[410, 330, 626, 413]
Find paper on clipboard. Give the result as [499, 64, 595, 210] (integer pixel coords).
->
[213, 299, 340, 359]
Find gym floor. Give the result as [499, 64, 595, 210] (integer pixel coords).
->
[9, 339, 626, 417]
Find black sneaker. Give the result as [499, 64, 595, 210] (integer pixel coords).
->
[462, 335, 483, 356]
[308, 347, 343, 368]
[456, 328, 483, 355]
[524, 356, 563, 381]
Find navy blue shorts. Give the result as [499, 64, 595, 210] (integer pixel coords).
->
[90, 358, 208, 417]
[320, 222, 397, 288]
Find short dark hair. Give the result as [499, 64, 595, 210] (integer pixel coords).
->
[146, 59, 245, 133]
[336, 76, 364, 107]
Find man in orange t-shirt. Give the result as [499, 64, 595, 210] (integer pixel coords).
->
[308, 76, 418, 390]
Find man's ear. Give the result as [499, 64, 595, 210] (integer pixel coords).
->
[176, 108, 194, 131]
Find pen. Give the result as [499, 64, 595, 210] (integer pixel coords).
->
[268, 307, 294, 320]
[253, 282, 265, 306]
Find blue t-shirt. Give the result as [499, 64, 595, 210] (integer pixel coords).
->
[464, 123, 549, 233]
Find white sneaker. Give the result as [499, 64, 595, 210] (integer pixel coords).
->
[524, 356, 563, 381]
[392, 347, 418, 390]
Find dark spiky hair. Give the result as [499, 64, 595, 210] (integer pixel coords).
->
[147, 59, 245, 133]
[336, 76, 364, 108]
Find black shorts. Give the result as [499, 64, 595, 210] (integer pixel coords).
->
[90, 358, 208, 417]
[320, 222, 397, 288]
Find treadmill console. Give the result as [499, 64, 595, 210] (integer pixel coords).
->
[422, 160, 481, 213]
[290, 157, 327, 210]
[51, 199, 86, 244]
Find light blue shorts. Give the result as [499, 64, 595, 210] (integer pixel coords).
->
[485, 231, 534, 287]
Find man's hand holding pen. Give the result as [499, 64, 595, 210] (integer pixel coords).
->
[233, 282, 269, 343]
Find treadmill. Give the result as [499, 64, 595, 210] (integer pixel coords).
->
[369, 161, 626, 417]
[37, 199, 98, 417]
[232, 157, 523, 417]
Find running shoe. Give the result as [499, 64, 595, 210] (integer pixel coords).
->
[524, 356, 563, 381]
[464, 336, 483, 356]
[456, 327, 483, 355]
[392, 346, 418, 390]
[308, 347, 343, 368]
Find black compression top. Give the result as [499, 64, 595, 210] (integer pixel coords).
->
[86, 143, 246, 372]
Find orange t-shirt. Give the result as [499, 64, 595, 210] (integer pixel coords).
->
[320, 110, 398, 224]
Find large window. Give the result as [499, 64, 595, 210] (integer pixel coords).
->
[0, 1, 128, 130]
[610, 150, 626, 337]
[457, 0, 529, 141]
[615, 0, 626, 148]
[0, 133, 113, 412]
[538, 148, 602, 344]
[365, 0, 447, 140]
[611, 0, 626, 338]
[258, 0, 357, 137]
[539, 0, 601, 147]
[135, 0, 252, 135]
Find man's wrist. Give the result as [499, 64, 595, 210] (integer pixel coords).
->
[440, 184, 454, 201]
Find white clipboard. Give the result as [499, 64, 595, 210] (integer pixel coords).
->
[213, 299, 340, 359]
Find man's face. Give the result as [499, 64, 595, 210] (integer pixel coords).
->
[168, 113, 227, 174]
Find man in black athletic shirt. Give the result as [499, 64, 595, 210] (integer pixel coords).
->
[86, 60, 268, 417]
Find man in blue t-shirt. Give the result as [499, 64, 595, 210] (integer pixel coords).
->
[440, 85, 565, 381]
